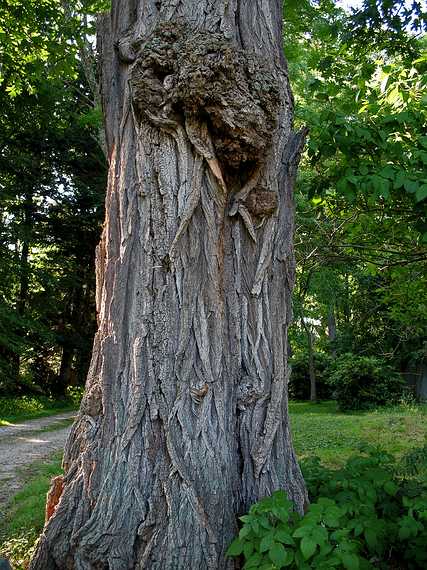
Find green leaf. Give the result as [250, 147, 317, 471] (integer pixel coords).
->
[398, 516, 423, 540]
[371, 175, 390, 197]
[380, 165, 395, 179]
[393, 171, 406, 189]
[244, 553, 263, 569]
[283, 551, 295, 567]
[341, 553, 360, 570]
[227, 538, 244, 557]
[352, 522, 364, 537]
[383, 481, 398, 496]
[398, 524, 411, 540]
[300, 536, 317, 560]
[244, 542, 254, 559]
[275, 529, 295, 545]
[260, 532, 275, 553]
[293, 526, 312, 538]
[269, 542, 288, 568]
[404, 179, 418, 194]
[415, 184, 427, 203]
[294, 549, 312, 569]
[364, 528, 378, 550]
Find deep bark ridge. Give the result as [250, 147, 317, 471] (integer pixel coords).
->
[30, 1, 307, 569]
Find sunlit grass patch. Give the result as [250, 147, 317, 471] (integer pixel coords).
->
[0, 419, 13, 427]
[0, 395, 76, 424]
[289, 400, 427, 467]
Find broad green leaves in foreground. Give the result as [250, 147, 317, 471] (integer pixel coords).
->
[227, 446, 427, 569]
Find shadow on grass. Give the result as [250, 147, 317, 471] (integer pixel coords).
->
[289, 400, 365, 416]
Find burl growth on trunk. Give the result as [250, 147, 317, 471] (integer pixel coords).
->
[125, 21, 281, 241]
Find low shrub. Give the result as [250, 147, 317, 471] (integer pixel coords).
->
[227, 446, 427, 569]
[0, 395, 46, 418]
[65, 385, 84, 407]
[288, 352, 334, 401]
[327, 354, 405, 411]
[399, 443, 427, 477]
[0, 394, 75, 423]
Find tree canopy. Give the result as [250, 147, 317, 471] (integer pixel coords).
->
[0, 0, 426, 400]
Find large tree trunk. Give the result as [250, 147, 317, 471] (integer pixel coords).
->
[30, 1, 307, 568]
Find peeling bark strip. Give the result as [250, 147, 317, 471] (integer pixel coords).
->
[30, 1, 307, 569]
[45, 476, 64, 523]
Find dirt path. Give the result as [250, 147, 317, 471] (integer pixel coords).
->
[0, 412, 76, 512]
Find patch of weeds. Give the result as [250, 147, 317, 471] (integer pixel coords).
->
[0, 395, 77, 424]
[0, 531, 38, 569]
[0, 453, 63, 569]
[228, 447, 427, 569]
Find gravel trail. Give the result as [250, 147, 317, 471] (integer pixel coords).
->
[0, 412, 76, 511]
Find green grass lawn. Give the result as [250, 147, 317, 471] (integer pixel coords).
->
[1, 401, 426, 567]
[0, 453, 63, 567]
[289, 400, 427, 466]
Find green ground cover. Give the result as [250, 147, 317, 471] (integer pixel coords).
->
[0, 396, 77, 425]
[290, 401, 427, 466]
[0, 454, 63, 567]
[1, 402, 426, 568]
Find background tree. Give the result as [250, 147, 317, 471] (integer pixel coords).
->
[0, 77, 106, 396]
[285, 0, 427, 397]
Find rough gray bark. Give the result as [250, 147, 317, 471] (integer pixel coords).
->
[30, 1, 307, 568]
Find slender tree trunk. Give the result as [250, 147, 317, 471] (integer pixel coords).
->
[308, 334, 317, 402]
[31, 2, 307, 568]
[12, 194, 32, 379]
[17, 242, 30, 316]
[75, 272, 98, 384]
[58, 345, 75, 394]
[327, 305, 337, 358]
[301, 316, 317, 402]
[343, 273, 351, 324]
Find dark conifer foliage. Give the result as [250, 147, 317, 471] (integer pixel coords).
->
[0, 78, 106, 395]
